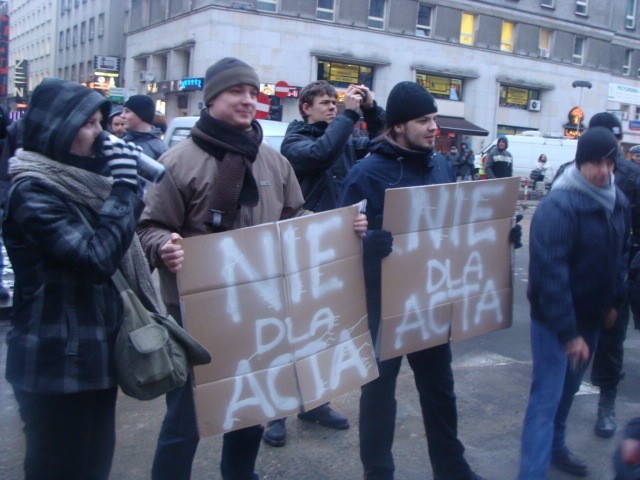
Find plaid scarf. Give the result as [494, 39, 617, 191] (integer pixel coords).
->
[190, 111, 262, 231]
[9, 150, 165, 314]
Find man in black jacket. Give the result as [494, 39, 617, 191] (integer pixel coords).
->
[263, 80, 385, 447]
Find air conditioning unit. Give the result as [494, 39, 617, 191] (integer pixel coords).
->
[539, 48, 550, 59]
[528, 99, 542, 111]
[139, 71, 147, 83]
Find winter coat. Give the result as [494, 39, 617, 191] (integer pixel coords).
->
[123, 127, 168, 160]
[137, 136, 308, 307]
[339, 136, 455, 325]
[485, 140, 513, 179]
[527, 186, 629, 344]
[281, 104, 385, 212]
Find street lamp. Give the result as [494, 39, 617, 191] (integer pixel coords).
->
[572, 80, 592, 111]
[570, 80, 592, 136]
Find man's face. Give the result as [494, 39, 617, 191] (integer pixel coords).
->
[110, 116, 127, 138]
[70, 109, 103, 157]
[393, 114, 438, 152]
[579, 158, 615, 188]
[302, 93, 337, 124]
[208, 84, 258, 130]
[498, 139, 507, 150]
[450, 147, 458, 154]
[121, 107, 142, 131]
[632, 151, 640, 164]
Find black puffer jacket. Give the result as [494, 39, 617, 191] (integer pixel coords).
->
[281, 104, 385, 212]
[123, 127, 168, 160]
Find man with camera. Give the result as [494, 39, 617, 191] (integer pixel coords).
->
[262, 80, 385, 447]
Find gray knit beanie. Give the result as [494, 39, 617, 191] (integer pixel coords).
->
[203, 57, 260, 104]
[575, 126, 619, 166]
[386, 81, 438, 127]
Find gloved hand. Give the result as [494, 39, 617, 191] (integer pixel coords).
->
[363, 229, 393, 260]
[510, 213, 523, 249]
[101, 136, 141, 189]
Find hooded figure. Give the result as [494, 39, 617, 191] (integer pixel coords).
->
[485, 136, 513, 178]
[3, 78, 155, 480]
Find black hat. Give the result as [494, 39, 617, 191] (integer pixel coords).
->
[124, 95, 155, 124]
[203, 57, 260, 104]
[386, 81, 438, 127]
[575, 126, 619, 166]
[588, 112, 623, 140]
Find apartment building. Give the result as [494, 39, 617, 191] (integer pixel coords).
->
[125, 0, 640, 152]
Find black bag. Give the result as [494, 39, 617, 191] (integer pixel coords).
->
[530, 169, 544, 182]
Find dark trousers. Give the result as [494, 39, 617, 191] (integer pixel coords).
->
[152, 304, 263, 480]
[359, 342, 471, 480]
[591, 299, 630, 391]
[13, 387, 117, 480]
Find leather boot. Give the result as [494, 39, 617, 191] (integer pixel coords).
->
[595, 388, 617, 438]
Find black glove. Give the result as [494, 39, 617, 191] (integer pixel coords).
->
[363, 229, 393, 260]
[510, 213, 523, 249]
[101, 137, 140, 189]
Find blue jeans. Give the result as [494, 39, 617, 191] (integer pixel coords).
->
[359, 342, 472, 480]
[152, 305, 263, 480]
[518, 321, 598, 480]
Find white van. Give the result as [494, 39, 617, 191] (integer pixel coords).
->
[164, 116, 289, 151]
[481, 132, 577, 185]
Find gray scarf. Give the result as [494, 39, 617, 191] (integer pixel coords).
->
[9, 150, 165, 314]
[552, 162, 616, 218]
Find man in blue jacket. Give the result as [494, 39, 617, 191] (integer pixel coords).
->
[263, 80, 385, 446]
[339, 81, 488, 480]
[518, 126, 630, 479]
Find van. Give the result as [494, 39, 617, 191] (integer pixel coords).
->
[481, 132, 577, 185]
[164, 116, 289, 151]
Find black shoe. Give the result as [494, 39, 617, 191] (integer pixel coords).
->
[468, 473, 488, 480]
[297, 404, 349, 430]
[595, 404, 617, 438]
[263, 418, 287, 447]
[551, 448, 587, 477]
[0, 284, 10, 302]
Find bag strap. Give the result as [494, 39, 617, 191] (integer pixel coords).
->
[69, 202, 131, 293]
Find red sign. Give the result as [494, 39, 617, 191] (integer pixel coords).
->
[275, 80, 290, 99]
[255, 92, 270, 119]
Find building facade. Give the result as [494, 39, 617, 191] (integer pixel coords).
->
[124, 0, 640, 152]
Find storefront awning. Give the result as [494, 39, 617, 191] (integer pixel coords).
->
[437, 116, 489, 136]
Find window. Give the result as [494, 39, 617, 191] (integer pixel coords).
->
[541, 0, 554, 7]
[499, 85, 540, 109]
[81, 21, 86, 43]
[72, 25, 78, 46]
[416, 73, 463, 101]
[624, 49, 632, 75]
[460, 13, 476, 46]
[65, 28, 70, 48]
[257, 0, 277, 12]
[416, 4, 432, 37]
[89, 17, 95, 40]
[573, 36, 584, 64]
[575, 0, 587, 15]
[539, 28, 551, 58]
[501, 21, 514, 52]
[317, 60, 373, 89]
[317, 0, 335, 21]
[59, 31, 64, 50]
[98, 13, 104, 37]
[368, 0, 385, 29]
[627, 0, 636, 29]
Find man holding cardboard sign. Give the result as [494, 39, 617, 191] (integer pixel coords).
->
[137, 57, 368, 480]
[339, 81, 511, 480]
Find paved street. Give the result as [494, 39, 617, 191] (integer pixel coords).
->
[1, 199, 639, 479]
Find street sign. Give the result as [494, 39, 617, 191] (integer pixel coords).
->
[109, 87, 125, 102]
[274, 80, 290, 99]
[255, 92, 270, 119]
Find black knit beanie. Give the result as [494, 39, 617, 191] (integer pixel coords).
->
[203, 57, 260, 105]
[386, 81, 438, 127]
[575, 126, 619, 166]
[124, 95, 155, 124]
[588, 112, 623, 140]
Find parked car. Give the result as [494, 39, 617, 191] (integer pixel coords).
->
[164, 116, 289, 151]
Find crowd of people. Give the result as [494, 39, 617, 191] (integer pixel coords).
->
[1, 56, 639, 480]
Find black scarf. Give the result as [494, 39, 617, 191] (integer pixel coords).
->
[190, 110, 263, 231]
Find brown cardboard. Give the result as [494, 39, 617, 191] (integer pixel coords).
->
[379, 177, 519, 361]
[177, 205, 377, 436]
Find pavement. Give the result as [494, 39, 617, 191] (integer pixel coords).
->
[1, 198, 639, 479]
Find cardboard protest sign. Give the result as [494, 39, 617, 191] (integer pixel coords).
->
[379, 177, 520, 361]
[177, 205, 378, 436]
